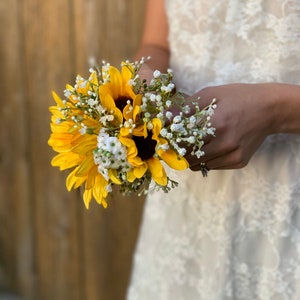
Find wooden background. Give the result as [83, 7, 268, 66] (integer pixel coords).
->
[0, 0, 147, 299]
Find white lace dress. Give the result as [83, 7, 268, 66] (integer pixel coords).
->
[127, 1, 300, 299]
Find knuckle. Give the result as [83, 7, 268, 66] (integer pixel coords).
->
[232, 150, 249, 168]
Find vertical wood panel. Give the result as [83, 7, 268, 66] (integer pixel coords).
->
[21, 0, 82, 299]
[0, 0, 146, 299]
[72, 1, 146, 299]
[0, 0, 35, 298]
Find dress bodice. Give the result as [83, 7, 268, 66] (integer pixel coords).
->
[166, 0, 300, 94]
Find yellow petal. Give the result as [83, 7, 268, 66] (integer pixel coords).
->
[120, 127, 131, 137]
[158, 149, 189, 170]
[75, 155, 94, 177]
[133, 94, 142, 108]
[121, 94, 141, 122]
[121, 64, 137, 99]
[119, 137, 138, 157]
[99, 86, 115, 109]
[51, 152, 81, 170]
[66, 167, 86, 191]
[83, 188, 93, 209]
[99, 90, 123, 123]
[88, 71, 98, 86]
[71, 134, 97, 154]
[108, 169, 122, 184]
[132, 124, 145, 137]
[49, 106, 64, 119]
[133, 163, 148, 178]
[101, 199, 108, 209]
[52, 91, 64, 106]
[151, 118, 162, 140]
[126, 169, 136, 182]
[75, 75, 89, 95]
[147, 157, 167, 186]
[85, 165, 99, 190]
[143, 123, 148, 138]
[92, 175, 109, 207]
[65, 84, 73, 91]
[123, 103, 133, 121]
[133, 102, 141, 122]
[121, 63, 134, 83]
[106, 66, 123, 99]
[128, 155, 145, 168]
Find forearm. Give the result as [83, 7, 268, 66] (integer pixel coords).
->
[133, 0, 169, 74]
[134, 44, 170, 73]
[268, 83, 300, 134]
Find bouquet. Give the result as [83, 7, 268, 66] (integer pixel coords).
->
[48, 58, 216, 208]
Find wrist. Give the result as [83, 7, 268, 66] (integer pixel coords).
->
[266, 83, 300, 134]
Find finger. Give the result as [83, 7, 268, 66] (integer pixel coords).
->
[204, 149, 248, 170]
[189, 147, 247, 172]
[200, 139, 238, 163]
[185, 142, 219, 168]
[190, 163, 209, 172]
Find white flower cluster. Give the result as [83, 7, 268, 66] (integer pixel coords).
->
[161, 99, 217, 158]
[59, 72, 118, 132]
[137, 67, 217, 160]
[93, 131, 130, 184]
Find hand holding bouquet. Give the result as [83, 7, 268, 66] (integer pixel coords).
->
[48, 58, 216, 208]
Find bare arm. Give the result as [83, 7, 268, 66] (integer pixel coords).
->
[272, 83, 300, 134]
[134, 0, 170, 73]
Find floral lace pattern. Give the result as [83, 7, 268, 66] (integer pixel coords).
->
[127, 1, 300, 299]
[167, 0, 300, 94]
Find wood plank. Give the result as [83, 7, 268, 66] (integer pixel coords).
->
[72, 0, 147, 299]
[0, 0, 35, 298]
[0, 0, 147, 299]
[20, 0, 83, 299]
[73, 0, 146, 70]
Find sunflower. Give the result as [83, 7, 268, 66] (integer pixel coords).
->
[48, 91, 109, 209]
[119, 118, 188, 187]
[99, 64, 188, 187]
[48, 64, 146, 208]
[99, 63, 142, 125]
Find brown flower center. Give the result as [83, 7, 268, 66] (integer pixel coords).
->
[116, 97, 155, 160]
[132, 131, 157, 161]
[115, 96, 132, 112]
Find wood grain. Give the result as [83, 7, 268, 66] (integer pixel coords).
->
[0, 0, 34, 298]
[0, 0, 146, 299]
[72, 1, 146, 299]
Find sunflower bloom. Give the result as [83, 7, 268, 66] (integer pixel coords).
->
[99, 64, 141, 125]
[48, 88, 109, 208]
[119, 118, 188, 187]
